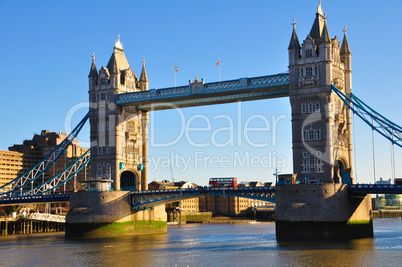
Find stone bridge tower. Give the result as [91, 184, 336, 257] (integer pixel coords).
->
[88, 36, 149, 191]
[288, 2, 353, 184]
[276, 3, 372, 241]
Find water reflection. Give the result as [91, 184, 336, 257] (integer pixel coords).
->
[0, 220, 401, 266]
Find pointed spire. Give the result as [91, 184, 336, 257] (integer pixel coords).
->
[140, 58, 149, 83]
[107, 35, 130, 74]
[320, 18, 331, 43]
[115, 34, 123, 50]
[317, 0, 323, 16]
[310, 1, 325, 44]
[341, 26, 351, 54]
[88, 52, 98, 78]
[288, 19, 301, 50]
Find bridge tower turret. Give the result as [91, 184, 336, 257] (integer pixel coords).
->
[288, 2, 354, 185]
[88, 36, 148, 191]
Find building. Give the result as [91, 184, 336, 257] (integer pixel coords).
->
[199, 181, 275, 216]
[148, 180, 199, 214]
[373, 178, 402, 209]
[0, 130, 90, 193]
[0, 151, 36, 190]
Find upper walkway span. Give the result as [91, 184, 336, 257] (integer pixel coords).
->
[116, 73, 290, 110]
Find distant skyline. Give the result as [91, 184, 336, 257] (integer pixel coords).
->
[1, 0, 402, 185]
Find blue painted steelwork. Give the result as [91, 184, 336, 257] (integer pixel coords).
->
[332, 85, 402, 148]
[348, 184, 402, 195]
[117, 73, 290, 110]
[0, 194, 70, 205]
[131, 186, 276, 208]
[21, 149, 91, 197]
[0, 113, 89, 196]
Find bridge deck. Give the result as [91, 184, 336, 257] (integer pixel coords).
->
[131, 186, 276, 208]
[117, 73, 290, 110]
[348, 184, 402, 194]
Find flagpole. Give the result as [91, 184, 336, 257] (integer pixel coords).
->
[219, 57, 221, 82]
[175, 69, 176, 88]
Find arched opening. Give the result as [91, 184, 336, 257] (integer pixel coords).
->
[335, 160, 352, 185]
[120, 170, 136, 191]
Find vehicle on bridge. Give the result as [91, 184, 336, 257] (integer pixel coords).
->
[209, 177, 237, 188]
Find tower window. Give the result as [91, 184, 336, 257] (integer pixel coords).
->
[306, 67, 313, 77]
[301, 104, 307, 114]
[315, 102, 320, 111]
[100, 78, 107, 85]
[308, 103, 314, 113]
[306, 49, 313, 58]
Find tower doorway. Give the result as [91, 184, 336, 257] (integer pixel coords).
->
[336, 161, 352, 184]
[120, 171, 136, 191]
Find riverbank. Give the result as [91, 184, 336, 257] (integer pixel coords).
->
[373, 210, 402, 219]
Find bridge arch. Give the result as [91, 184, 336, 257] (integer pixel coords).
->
[120, 169, 139, 191]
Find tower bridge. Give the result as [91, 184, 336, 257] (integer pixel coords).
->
[2, 2, 402, 240]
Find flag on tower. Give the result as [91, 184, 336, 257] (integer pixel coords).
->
[175, 66, 178, 72]
[216, 59, 220, 66]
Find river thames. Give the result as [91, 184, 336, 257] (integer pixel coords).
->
[0, 219, 401, 266]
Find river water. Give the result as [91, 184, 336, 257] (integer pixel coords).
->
[1, 219, 402, 266]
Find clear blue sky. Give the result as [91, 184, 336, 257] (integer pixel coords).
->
[1, 0, 401, 185]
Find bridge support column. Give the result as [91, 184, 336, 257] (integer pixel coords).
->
[141, 111, 149, 191]
[275, 184, 373, 241]
[65, 191, 166, 238]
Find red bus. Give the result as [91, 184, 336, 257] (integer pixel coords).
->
[209, 177, 237, 187]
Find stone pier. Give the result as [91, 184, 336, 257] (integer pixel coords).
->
[65, 191, 167, 238]
[275, 184, 373, 241]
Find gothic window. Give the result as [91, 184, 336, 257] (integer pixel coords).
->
[301, 103, 307, 114]
[97, 164, 102, 176]
[316, 129, 321, 140]
[107, 163, 111, 178]
[315, 102, 320, 111]
[309, 155, 316, 165]
[300, 68, 304, 77]
[306, 49, 313, 58]
[98, 147, 102, 155]
[314, 66, 318, 76]
[308, 103, 314, 113]
[100, 78, 106, 85]
[306, 67, 313, 76]
[309, 165, 316, 172]
[100, 93, 106, 101]
[303, 152, 308, 158]
[303, 131, 309, 141]
[317, 159, 323, 172]
[309, 131, 314, 141]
